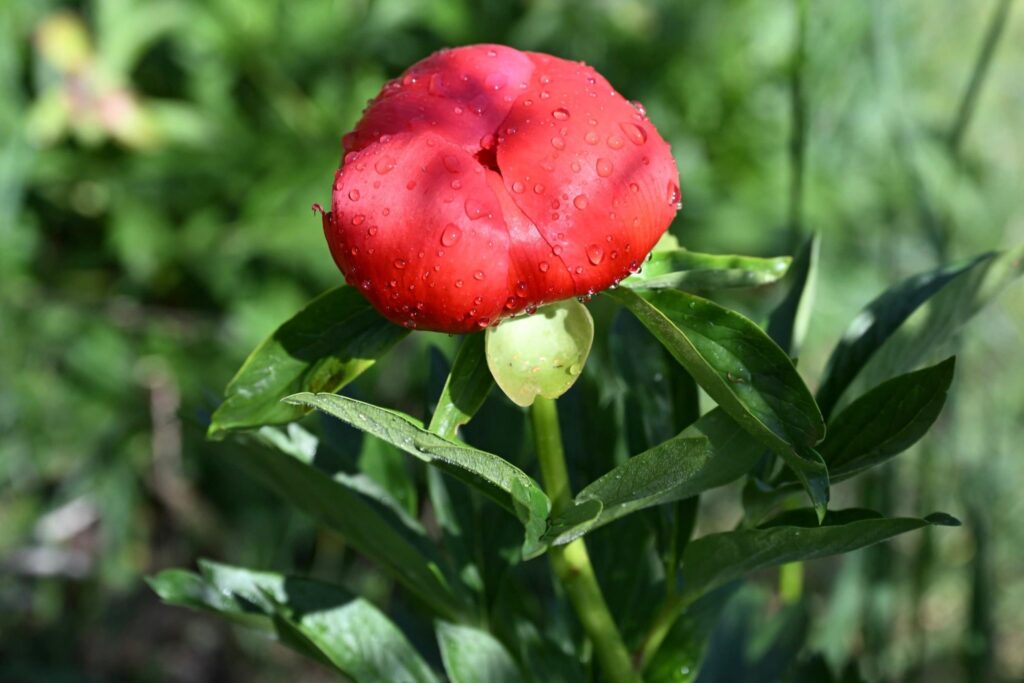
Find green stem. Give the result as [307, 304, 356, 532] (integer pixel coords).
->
[636, 593, 693, 670]
[779, 561, 804, 603]
[530, 397, 642, 683]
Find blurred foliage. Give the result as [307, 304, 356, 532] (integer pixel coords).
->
[0, 0, 1022, 681]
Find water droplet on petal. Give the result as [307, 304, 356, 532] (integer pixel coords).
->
[441, 224, 462, 246]
[367, 225, 378, 236]
[607, 135, 624, 150]
[575, 266, 584, 274]
[584, 131, 599, 145]
[464, 199, 485, 219]
[551, 136, 566, 150]
[484, 72, 507, 90]
[533, 183, 545, 194]
[587, 244, 604, 265]
[473, 270, 485, 280]
[620, 121, 647, 145]
[443, 154, 461, 173]
[348, 189, 361, 201]
[393, 258, 407, 269]
[596, 158, 614, 177]
[629, 182, 640, 193]
[351, 214, 365, 225]
[553, 245, 563, 256]
[667, 181, 681, 207]
[552, 107, 570, 120]
[571, 160, 581, 173]
[406, 180, 417, 190]
[455, 279, 464, 288]
[374, 156, 396, 175]
[512, 181, 525, 193]
[573, 195, 589, 210]
[539, 261, 550, 272]
[630, 100, 647, 116]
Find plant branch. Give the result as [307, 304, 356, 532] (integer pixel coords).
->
[530, 397, 642, 683]
[948, 0, 1015, 156]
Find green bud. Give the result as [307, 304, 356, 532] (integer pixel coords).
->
[485, 299, 594, 407]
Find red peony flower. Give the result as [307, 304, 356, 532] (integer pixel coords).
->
[322, 44, 680, 333]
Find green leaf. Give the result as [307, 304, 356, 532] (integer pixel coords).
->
[816, 245, 1023, 418]
[149, 561, 440, 683]
[608, 288, 829, 521]
[546, 409, 761, 544]
[287, 393, 552, 559]
[767, 233, 819, 356]
[679, 508, 958, 601]
[621, 250, 791, 291]
[436, 622, 523, 683]
[226, 425, 467, 620]
[853, 244, 1024, 398]
[209, 286, 408, 437]
[645, 584, 742, 683]
[428, 333, 494, 439]
[819, 357, 955, 481]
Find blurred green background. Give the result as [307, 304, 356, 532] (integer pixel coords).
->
[1, 0, 1022, 681]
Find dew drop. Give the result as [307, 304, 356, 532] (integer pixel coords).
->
[552, 107, 570, 120]
[539, 261, 550, 273]
[367, 225, 378, 236]
[374, 156, 396, 175]
[629, 182, 639, 193]
[473, 270, 485, 280]
[441, 224, 462, 246]
[348, 189, 361, 201]
[455, 279, 464, 288]
[484, 72, 507, 90]
[586, 244, 604, 265]
[393, 258, 407, 269]
[596, 158, 614, 177]
[443, 154, 461, 173]
[575, 266, 584, 274]
[351, 214, 365, 225]
[571, 160, 581, 173]
[667, 181, 681, 207]
[573, 194, 589, 210]
[512, 181, 525, 193]
[464, 199, 485, 219]
[406, 180, 417, 190]
[607, 135, 625, 150]
[553, 245, 563, 256]
[620, 121, 647, 145]
[584, 131, 600, 145]
[533, 183, 545, 194]
[630, 100, 647, 116]
[350, 247, 359, 256]
[551, 136, 566, 150]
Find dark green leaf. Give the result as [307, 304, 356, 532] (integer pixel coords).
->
[546, 409, 761, 544]
[853, 244, 1024, 398]
[820, 357, 955, 480]
[209, 286, 408, 437]
[816, 246, 1023, 418]
[428, 333, 493, 439]
[436, 622, 523, 683]
[226, 425, 468, 619]
[608, 288, 829, 520]
[767, 233, 819, 355]
[287, 393, 551, 559]
[621, 250, 791, 291]
[679, 508, 956, 601]
[150, 561, 440, 683]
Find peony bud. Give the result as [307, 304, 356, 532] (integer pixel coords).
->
[324, 44, 680, 333]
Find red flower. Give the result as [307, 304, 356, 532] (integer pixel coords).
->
[323, 44, 680, 333]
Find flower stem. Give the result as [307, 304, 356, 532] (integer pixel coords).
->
[530, 396, 642, 683]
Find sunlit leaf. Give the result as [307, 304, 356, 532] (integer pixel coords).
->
[287, 393, 551, 559]
[149, 561, 441, 683]
[209, 286, 407, 437]
[609, 288, 829, 520]
[621, 250, 791, 291]
[436, 622, 523, 683]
